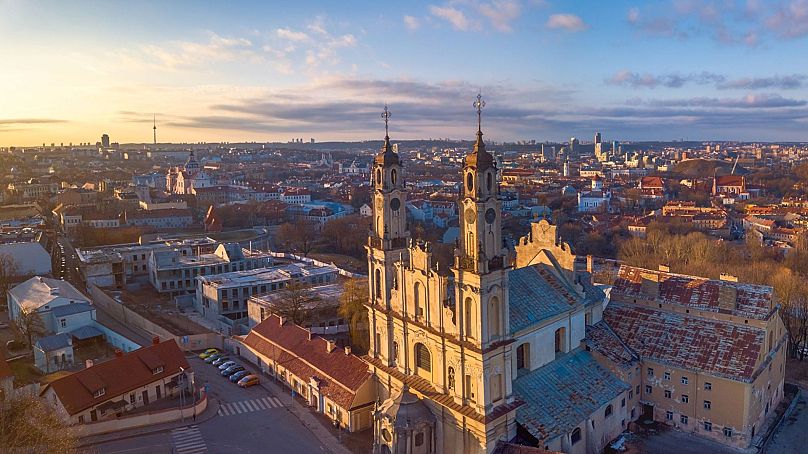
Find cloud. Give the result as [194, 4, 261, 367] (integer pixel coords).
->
[606, 70, 725, 88]
[546, 14, 588, 32]
[607, 70, 808, 91]
[275, 28, 309, 42]
[138, 32, 258, 69]
[643, 93, 807, 108]
[479, 0, 522, 32]
[429, 5, 471, 31]
[0, 118, 67, 133]
[403, 15, 420, 31]
[766, 0, 808, 38]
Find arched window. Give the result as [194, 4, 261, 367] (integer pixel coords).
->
[605, 404, 613, 417]
[486, 171, 493, 192]
[375, 269, 382, 299]
[488, 296, 501, 340]
[516, 343, 530, 372]
[448, 367, 455, 390]
[571, 427, 582, 445]
[390, 168, 397, 185]
[415, 343, 431, 372]
[464, 297, 475, 340]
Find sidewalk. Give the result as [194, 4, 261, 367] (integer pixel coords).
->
[76, 396, 219, 448]
[258, 375, 354, 454]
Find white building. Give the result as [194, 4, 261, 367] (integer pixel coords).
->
[577, 176, 611, 213]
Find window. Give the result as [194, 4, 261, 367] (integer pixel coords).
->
[415, 343, 431, 372]
[664, 390, 672, 399]
[516, 343, 530, 371]
[129, 393, 135, 404]
[704, 382, 712, 391]
[681, 394, 689, 403]
[465, 374, 475, 402]
[647, 367, 654, 377]
[645, 385, 652, 394]
[79, 415, 85, 423]
[621, 398, 626, 408]
[60, 319, 67, 328]
[704, 400, 711, 410]
[681, 376, 689, 385]
[491, 374, 503, 402]
[665, 411, 673, 421]
[93, 388, 106, 398]
[723, 428, 733, 437]
[152, 366, 164, 375]
[636, 385, 640, 395]
[605, 404, 613, 417]
[414, 432, 424, 447]
[571, 428, 581, 445]
[680, 415, 688, 425]
[629, 390, 633, 399]
[663, 371, 671, 381]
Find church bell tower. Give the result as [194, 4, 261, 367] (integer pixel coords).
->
[367, 105, 409, 366]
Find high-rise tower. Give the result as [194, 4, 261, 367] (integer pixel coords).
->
[153, 114, 157, 146]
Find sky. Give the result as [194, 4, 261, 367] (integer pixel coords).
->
[1, 0, 808, 145]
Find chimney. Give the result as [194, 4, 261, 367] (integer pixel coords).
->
[114, 348, 123, 358]
[718, 283, 738, 312]
[658, 264, 670, 272]
[152, 336, 160, 345]
[344, 346, 352, 355]
[308, 331, 312, 341]
[85, 359, 94, 369]
[586, 255, 594, 273]
[640, 271, 660, 300]
[326, 340, 336, 353]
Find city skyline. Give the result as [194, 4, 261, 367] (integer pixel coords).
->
[2, 0, 808, 145]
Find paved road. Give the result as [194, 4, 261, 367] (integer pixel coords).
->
[766, 390, 808, 454]
[86, 357, 328, 454]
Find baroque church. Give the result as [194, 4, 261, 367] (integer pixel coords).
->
[364, 99, 630, 454]
[166, 150, 215, 194]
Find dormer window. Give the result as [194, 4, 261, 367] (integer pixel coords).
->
[93, 388, 106, 398]
[153, 366, 164, 374]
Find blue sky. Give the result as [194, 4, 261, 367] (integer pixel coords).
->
[1, 0, 808, 145]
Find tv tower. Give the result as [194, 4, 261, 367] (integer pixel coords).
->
[153, 114, 157, 146]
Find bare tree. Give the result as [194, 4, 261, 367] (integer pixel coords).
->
[0, 254, 18, 303]
[339, 278, 369, 354]
[13, 306, 45, 349]
[273, 282, 319, 325]
[0, 393, 78, 453]
[278, 220, 318, 257]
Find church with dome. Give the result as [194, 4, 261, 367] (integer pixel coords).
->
[166, 151, 215, 194]
[363, 98, 784, 454]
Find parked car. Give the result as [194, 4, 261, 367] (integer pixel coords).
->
[238, 375, 260, 388]
[221, 365, 245, 377]
[229, 370, 250, 383]
[204, 353, 224, 364]
[212, 356, 231, 366]
[198, 348, 219, 359]
[218, 360, 237, 370]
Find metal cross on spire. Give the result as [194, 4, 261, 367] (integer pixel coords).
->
[382, 104, 391, 138]
[474, 91, 485, 132]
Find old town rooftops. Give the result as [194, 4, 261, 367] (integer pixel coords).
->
[243, 314, 370, 409]
[604, 302, 765, 382]
[612, 265, 774, 320]
[41, 340, 188, 416]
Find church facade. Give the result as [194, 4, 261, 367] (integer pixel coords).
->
[363, 102, 784, 454]
[166, 151, 215, 194]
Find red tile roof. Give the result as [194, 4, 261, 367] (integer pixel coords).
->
[604, 303, 764, 381]
[243, 315, 370, 409]
[0, 350, 12, 380]
[43, 340, 189, 415]
[612, 265, 774, 320]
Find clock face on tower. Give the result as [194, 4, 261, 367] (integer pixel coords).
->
[390, 197, 401, 211]
[485, 208, 496, 224]
[465, 208, 476, 224]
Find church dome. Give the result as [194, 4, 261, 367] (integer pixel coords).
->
[464, 130, 495, 170]
[378, 385, 435, 431]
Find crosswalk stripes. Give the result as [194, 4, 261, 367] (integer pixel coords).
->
[217, 396, 283, 416]
[171, 425, 207, 454]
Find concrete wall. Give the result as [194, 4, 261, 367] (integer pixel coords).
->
[72, 392, 207, 437]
